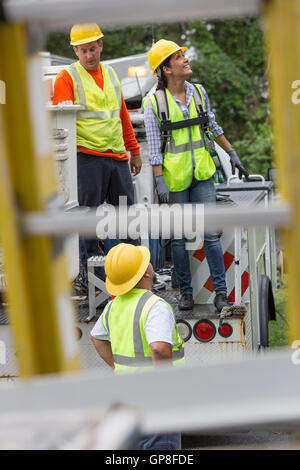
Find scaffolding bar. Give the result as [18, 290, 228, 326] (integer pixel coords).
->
[4, 0, 260, 31]
[0, 23, 80, 377]
[22, 202, 291, 237]
[0, 349, 299, 436]
[263, 0, 300, 343]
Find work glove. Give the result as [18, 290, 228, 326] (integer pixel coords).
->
[155, 175, 169, 203]
[228, 149, 249, 180]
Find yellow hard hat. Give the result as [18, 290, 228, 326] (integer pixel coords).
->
[105, 243, 151, 296]
[148, 39, 187, 75]
[70, 23, 104, 46]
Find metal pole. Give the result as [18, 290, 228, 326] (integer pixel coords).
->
[4, 0, 260, 30]
[264, 192, 272, 280]
[21, 202, 291, 237]
[0, 349, 299, 437]
[262, 0, 300, 344]
[234, 227, 242, 304]
[0, 23, 80, 377]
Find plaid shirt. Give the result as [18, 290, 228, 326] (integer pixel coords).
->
[144, 81, 224, 165]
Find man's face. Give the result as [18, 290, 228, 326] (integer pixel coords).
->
[73, 40, 103, 70]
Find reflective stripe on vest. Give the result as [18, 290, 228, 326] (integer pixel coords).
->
[151, 84, 216, 192]
[154, 86, 205, 156]
[168, 139, 204, 155]
[102, 290, 184, 369]
[67, 62, 125, 154]
[69, 63, 121, 119]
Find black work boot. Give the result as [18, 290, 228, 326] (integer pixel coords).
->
[178, 293, 194, 311]
[214, 293, 230, 312]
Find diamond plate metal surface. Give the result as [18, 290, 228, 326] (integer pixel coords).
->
[0, 305, 9, 326]
[0, 278, 251, 378]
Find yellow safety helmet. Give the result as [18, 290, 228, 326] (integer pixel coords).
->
[148, 39, 187, 75]
[105, 243, 151, 296]
[70, 23, 104, 46]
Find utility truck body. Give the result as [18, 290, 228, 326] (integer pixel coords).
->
[0, 53, 277, 379]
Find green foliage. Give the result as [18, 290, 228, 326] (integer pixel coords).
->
[45, 30, 75, 60]
[269, 286, 289, 348]
[45, 18, 273, 176]
[101, 24, 184, 60]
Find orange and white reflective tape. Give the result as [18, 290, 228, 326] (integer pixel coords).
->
[190, 229, 249, 304]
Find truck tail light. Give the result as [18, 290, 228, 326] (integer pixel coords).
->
[218, 323, 233, 338]
[193, 320, 216, 342]
[176, 320, 192, 342]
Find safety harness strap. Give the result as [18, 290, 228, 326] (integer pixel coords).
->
[154, 90, 170, 156]
[160, 115, 208, 131]
[154, 84, 209, 156]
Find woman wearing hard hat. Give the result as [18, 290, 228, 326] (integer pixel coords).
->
[144, 39, 248, 312]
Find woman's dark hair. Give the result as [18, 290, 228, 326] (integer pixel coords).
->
[156, 55, 171, 90]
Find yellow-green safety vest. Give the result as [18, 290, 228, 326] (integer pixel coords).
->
[149, 84, 216, 192]
[67, 61, 126, 154]
[102, 288, 185, 374]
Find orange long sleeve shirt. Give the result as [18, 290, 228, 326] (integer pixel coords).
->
[53, 65, 140, 161]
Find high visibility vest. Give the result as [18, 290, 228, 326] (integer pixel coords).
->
[68, 61, 126, 154]
[149, 84, 216, 192]
[102, 288, 185, 373]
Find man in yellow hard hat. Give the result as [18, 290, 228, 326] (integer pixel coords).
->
[90, 243, 184, 450]
[144, 39, 249, 313]
[53, 24, 142, 292]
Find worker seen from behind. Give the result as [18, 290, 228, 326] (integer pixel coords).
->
[53, 24, 142, 293]
[144, 39, 249, 312]
[90, 243, 184, 450]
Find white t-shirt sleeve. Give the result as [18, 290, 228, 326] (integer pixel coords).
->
[90, 304, 111, 341]
[144, 300, 175, 346]
[90, 299, 176, 345]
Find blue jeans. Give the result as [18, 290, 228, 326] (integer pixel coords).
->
[169, 176, 226, 295]
[136, 433, 181, 450]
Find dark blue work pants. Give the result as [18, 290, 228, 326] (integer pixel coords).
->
[77, 152, 137, 284]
